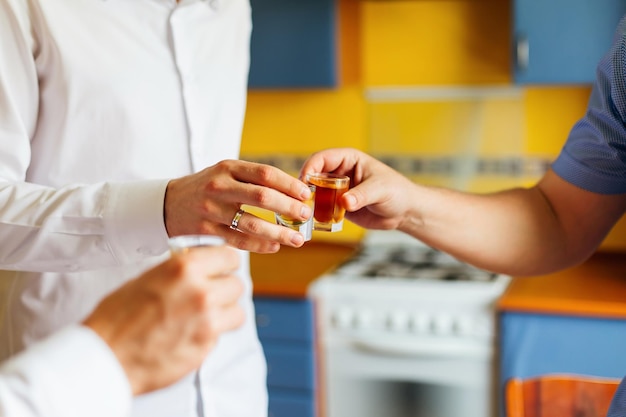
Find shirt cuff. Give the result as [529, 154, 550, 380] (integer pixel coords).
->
[104, 179, 171, 263]
[1, 325, 132, 417]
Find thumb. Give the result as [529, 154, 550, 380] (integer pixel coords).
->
[342, 184, 372, 212]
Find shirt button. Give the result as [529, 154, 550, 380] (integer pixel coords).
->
[137, 247, 153, 255]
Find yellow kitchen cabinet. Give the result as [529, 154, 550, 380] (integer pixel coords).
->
[361, 0, 511, 86]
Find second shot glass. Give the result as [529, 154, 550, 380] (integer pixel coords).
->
[305, 172, 350, 232]
[168, 235, 226, 254]
[275, 184, 316, 241]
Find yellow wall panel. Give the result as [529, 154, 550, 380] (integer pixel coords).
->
[241, 87, 367, 155]
[524, 86, 592, 156]
[368, 95, 524, 156]
[361, 0, 511, 86]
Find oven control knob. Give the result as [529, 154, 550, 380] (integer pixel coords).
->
[432, 314, 453, 335]
[410, 313, 431, 334]
[332, 308, 354, 329]
[354, 310, 374, 329]
[387, 311, 409, 332]
[453, 316, 474, 336]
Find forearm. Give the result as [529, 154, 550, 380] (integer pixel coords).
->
[0, 179, 169, 271]
[399, 184, 573, 276]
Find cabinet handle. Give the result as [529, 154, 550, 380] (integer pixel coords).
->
[256, 313, 271, 327]
[515, 34, 529, 71]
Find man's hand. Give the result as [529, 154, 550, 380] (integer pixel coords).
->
[83, 246, 244, 395]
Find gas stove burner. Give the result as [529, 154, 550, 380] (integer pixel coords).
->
[333, 242, 498, 282]
[362, 264, 497, 281]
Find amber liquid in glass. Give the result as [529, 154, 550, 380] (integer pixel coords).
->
[310, 181, 347, 223]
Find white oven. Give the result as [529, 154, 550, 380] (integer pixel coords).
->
[308, 231, 511, 417]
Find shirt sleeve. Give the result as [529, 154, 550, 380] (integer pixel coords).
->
[551, 16, 626, 194]
[0, 0, 170, 272]
[0, 325, 132, 417]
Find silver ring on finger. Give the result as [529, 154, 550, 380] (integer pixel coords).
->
[230, 208, 246, 232]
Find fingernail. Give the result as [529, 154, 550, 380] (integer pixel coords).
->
[301, 205, 312, 219]
[345, 194, 356, 208]
[301, 186, 311, 199]
[291, 232, 304, 246]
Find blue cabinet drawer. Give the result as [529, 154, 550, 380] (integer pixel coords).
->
[254, 298, 313, 343]
[268, 391, 315, 417]
[264, 343, 315, 390]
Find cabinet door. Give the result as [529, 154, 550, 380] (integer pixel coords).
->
[264, 342, 315, 390]
[513, 0, 626, 84]
[268, 391, 315, 417]
[499, 312, 626, 417]
[248, 0, 337, 88]
[254, 297, 316, 417]
[254, 297, 313, 342]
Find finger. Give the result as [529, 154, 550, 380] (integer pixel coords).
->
[180, 246, 240, 278]
[299, 148, 361, 180]
[223, 212, 305, 249]
[204, 274, 244, 306]
[221, 183, 312, 225]
[203, 303, 246, 338]
[225, 233, 282, 253]
[231, 161, 312, 201]
[341, 186, 372, 212]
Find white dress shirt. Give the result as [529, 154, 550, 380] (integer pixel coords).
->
[0, 326, 132, 417]
[0, 0, 267, 416]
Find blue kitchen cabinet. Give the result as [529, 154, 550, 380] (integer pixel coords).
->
[499, 312, 626, 417]
[248, 0, 337, 88]
[513, 0, 626, 84]
[254, 297, 316, 417]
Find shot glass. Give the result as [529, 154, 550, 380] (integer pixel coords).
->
[168, 234, 226, 254]
[275, 184, 316, 241]
[305, 172, 350, 232]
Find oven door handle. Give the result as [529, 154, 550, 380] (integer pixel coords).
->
[351, 336, 491, 359]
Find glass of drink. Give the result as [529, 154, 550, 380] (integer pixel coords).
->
[275, 184, 316, 241]
[305, 172, 350, 232]
[168, 235, 226, 254]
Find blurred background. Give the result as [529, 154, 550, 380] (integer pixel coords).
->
[240, 0, 626, 247]
[243, 4, 626, 417]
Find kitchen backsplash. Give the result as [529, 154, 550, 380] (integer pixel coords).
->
[239, 153, 552, 191]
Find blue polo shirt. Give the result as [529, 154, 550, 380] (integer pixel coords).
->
[552, 16, 626, 195]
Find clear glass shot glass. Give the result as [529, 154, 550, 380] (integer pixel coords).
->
[168, 235, 226, 254]
[305, 172, 350, 232]
[275, 184, 316, 241]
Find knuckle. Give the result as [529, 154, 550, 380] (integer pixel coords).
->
[245, 218, 264, 234]
[190, 289, 209, 311]
[203, 177, 227, 194]
[251, 187, 271, 206]
[256, 164, 275, 182]
[198, 221, 217, 235]
[168, 256, 190, 279]
[214, 159, 235, 171]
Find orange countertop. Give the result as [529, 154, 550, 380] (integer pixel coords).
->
[250, 240, 360, 298]
[497, 250, 626, 319]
